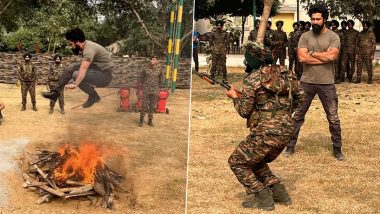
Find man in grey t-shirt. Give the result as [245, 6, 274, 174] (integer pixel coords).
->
[42, 28, 114, 108]
[283, 2, 345, 161]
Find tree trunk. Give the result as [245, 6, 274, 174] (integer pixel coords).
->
[257, 0, 273, 44]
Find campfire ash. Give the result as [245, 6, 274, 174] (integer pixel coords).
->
[22, 143, 127, 209]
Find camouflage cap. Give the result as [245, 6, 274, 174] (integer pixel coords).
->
[243, 41, 270, 61]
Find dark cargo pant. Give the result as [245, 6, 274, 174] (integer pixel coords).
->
[55, 63, 113, 96]
[21, 81, 36, 105]
[288, 82, 342, 148]
[193, 48, 199, 72]
[140, 92, 157, 120]
[228, 132, 290, 194]
[356, 54, 373, 80]
[210, 53, 227, 78]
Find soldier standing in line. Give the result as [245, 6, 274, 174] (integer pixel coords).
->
[264, 21, 275, 50]
[355, 21, 376, 84]
[339, 21, 348, 82]
[344, 20, 359, 82]
[48, 54, 65, 114]
[248, 20, 260, 42]
[304, 21, 311, 31]
[331, 20, 345, 84]
[271, 20, 288, 66]
[288, 22, 299, 71]
[227, 47, 305, 210]
[18, 53, 37, 111]
[0, 102, 4, 125]
[293, 21, 306, 80]
[209, 20, 230, 81]
[139, 56, 163, 127]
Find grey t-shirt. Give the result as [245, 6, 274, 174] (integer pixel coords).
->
[298, 29, 340, 84]
[82, 40, 114, 73]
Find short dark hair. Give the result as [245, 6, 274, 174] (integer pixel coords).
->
[53, 54, 62, 61]
[347, 20, 355, 26]
[23, 52, 32, 59]
[293, 22, 299, 28]
[331, 20, 339, 27]
[276, 20, 284, 27]
[65, 28, 86, 42]
[308, 1, 329, 21]
[362, 21, 371, 28]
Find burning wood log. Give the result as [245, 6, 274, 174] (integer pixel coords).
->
[23, 144, 127, 209]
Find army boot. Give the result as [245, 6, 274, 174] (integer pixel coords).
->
[253, 187, 275, 211]
[271, 183, 292, 206]
[368, 77, 373, 84]
[32, 104, 38, 111]
[60, 108, 65, 115]
[354, 76, 361, 84]
[333, 146, 345, 161]
[138, 117, 144, 127]
[283, 146, 295, 157]
[21, 104, 26, 111]
[148, 119, 154, 127]
[49, 106, 54, 114]
[82, 91, 101, 108]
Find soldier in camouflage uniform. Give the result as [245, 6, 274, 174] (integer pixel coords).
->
[248, 20, 260, 42]
[304, 21, 311, 31]
[139, 56, 163, 127]
[227, 60, 305, 210]
[331, 20, 345, 84]
[209, 20, 230, 81]
[344, 20, 359, 82]
[288, 22, 299, 71]
[271, 21, 288, 66]
[18, 53, 37, 111]
[355, 21, 376, 84]
[339, 21, 348, 82]
[264, 21, 275, 50]
[292, 21, 305, 80]
[48, 54, 65, 114]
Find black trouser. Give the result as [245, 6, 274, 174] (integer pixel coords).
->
[193, 48, 199, 72]
[288, 82, 342, 148]
[55, 63, 113, 95]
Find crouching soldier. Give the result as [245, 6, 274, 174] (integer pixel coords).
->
[48, 54, 65, 114]
[18, 53, 37, 111]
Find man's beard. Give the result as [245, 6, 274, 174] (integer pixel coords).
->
[72, 45, 81, 55]
[312, 24, 323, 34]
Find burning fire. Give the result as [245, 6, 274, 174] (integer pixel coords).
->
[53, 142, 105, 184]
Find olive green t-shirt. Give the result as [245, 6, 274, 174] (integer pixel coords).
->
[298, 29, 340, 84]
[82, 40, 114, 73]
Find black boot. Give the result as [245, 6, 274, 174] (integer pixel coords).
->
[254, 187, 275, 211]
[42, 90, 59, 102]
[354, 77, 361, 84]
[82, 91, 101, 108]
[49, 107, 54, 114]
[21, 104, 26, 111]
[271, 183, 292, 206]
[138, 117, 144, 127]
[283, 146, 295, 157]
[333, 146, 345, 161]
[60, 108, 65, 115]
[148, 119, 154, 127]
[32, 104, 38, 111]
[368, 77, 373, 84]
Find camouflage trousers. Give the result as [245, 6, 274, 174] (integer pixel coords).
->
[228, 132, 290, 194]
[288, 51, 297, 72]
[210, 53, 227, 78]
[272, 49, 286, 66]
[343, 52, 356, 80]
[357, 54, 373, 79]
[49, 82, 65, 109]
[21, 81, 36, 105]
[140, 92, 157, 120]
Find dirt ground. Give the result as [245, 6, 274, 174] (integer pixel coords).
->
[187, 66, 380, 213]
[0, 84, 190, 214]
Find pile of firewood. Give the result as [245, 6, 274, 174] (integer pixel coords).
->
[22, 149, 127, 209]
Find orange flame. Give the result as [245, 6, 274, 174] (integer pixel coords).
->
[53, 142, 104, 184]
